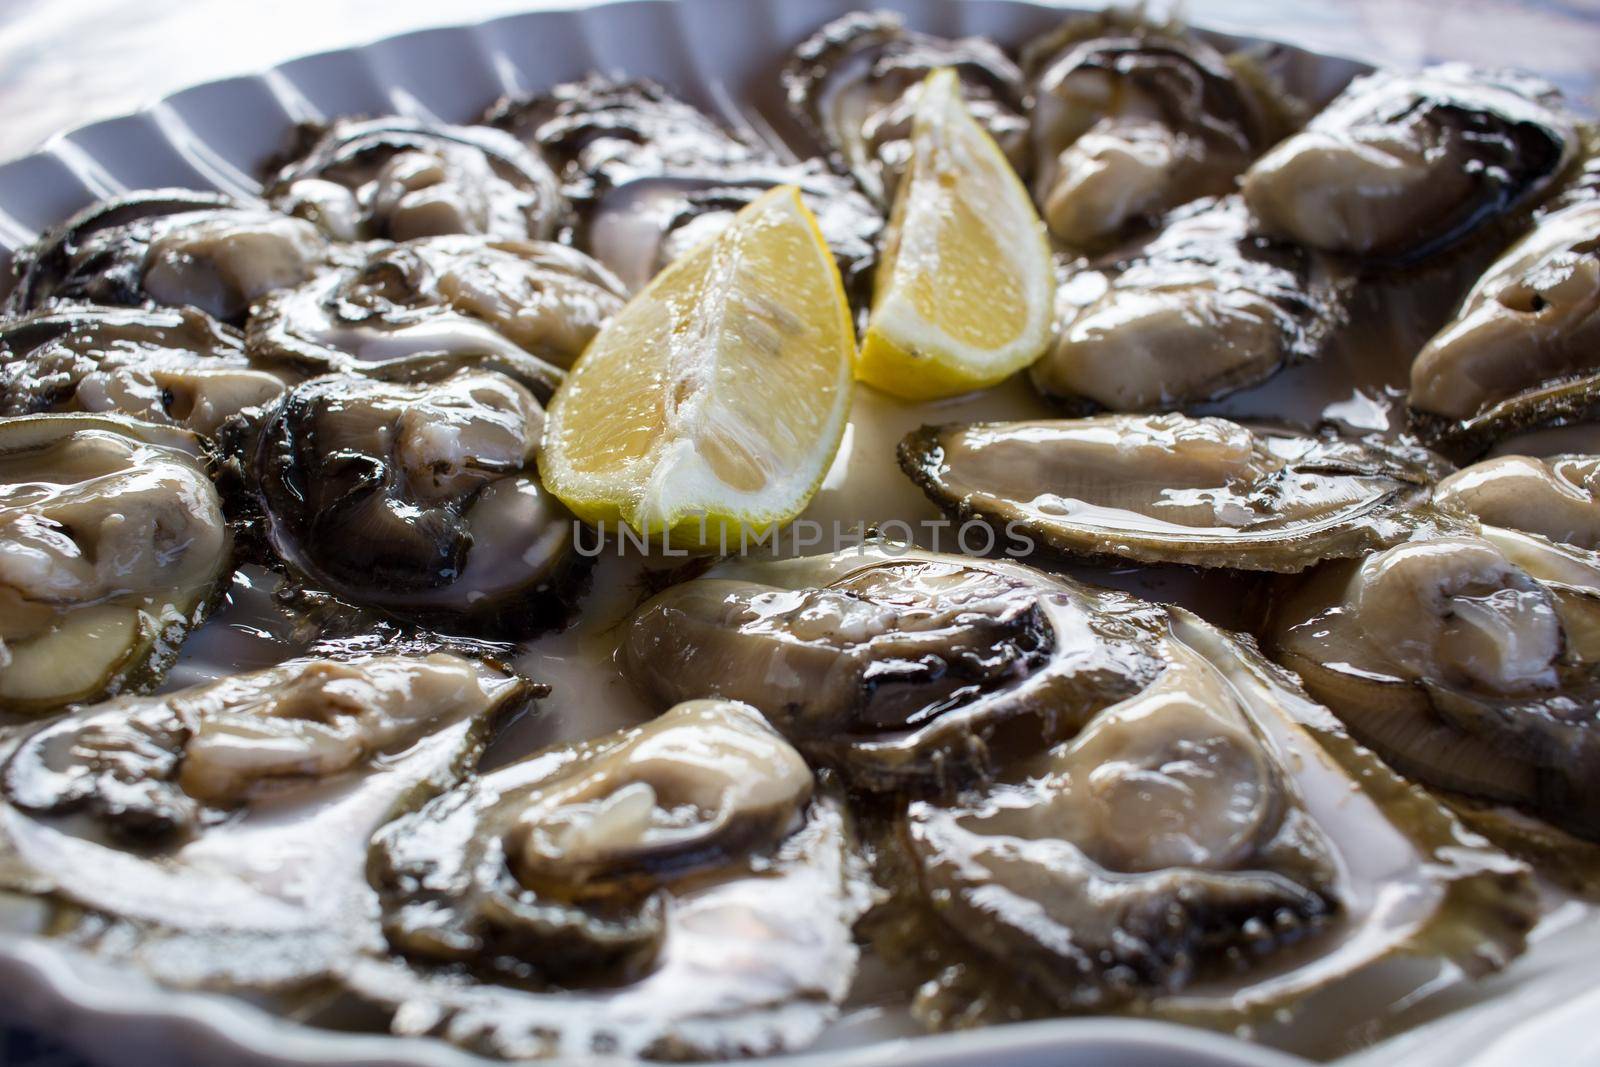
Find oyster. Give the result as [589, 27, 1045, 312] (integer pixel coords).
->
[886, 607, 1534, 1027]
[247, 235, 623, 388]
[0, 306, 288, 436]
[353, 698, 867, 1060]
[623, 543, 1168, 790]
[227, 367, 585, 637]
[1434, 454, 1600, 549]
[1023, 16, 1289, 248]
[899, 414, 1451, 572]
[488, 77, 881, 296]
[1408, 196, 1600, 453]
[5, 188, 330, 325]
[1268, 531, 1600, 842]
[265, 117, 563, 242]
[0, 653, 531, 988]
[1030, 197, 1349, 411]
[783, 12, 1028, 206]
[1243, 65, 1578, 264]
[0, 414, 230, 715]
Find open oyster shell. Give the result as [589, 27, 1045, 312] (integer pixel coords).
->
[246, 235, 624, 391]
[0, 306, 288, 436]
[1022, 14, 1292, 249]
[224, 367, 587, 638]
[1268, 529, 1600, 843]
[265, 117, 564, 243]
[488, 76, 882, 298]
[879, 607, 1535, 1030]
[624, 543, 1168, 791]
[1434, 454, 1600, 550]
[0, 414, 230, 715]
[1408, 196, 1600, 455]
[5, 189, 331, 325]
[352, 698, 869, 1060]
[1030, 197, 1351, 412]
[0, 652, 530, 990]
[1242, 65, 1578, 265]
[782, 11, 1028, 207]
[898, 414, 1453, 572]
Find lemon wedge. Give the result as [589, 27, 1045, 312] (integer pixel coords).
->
[540, 185, 855, 548]
[859, 67, 1054, 400]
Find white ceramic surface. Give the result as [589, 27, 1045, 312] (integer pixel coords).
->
[0, 3, 1590, 1066]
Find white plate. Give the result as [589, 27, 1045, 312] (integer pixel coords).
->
[0, 3, 1592, 1066]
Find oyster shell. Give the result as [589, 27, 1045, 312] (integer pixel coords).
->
[783, 12, 1028, 206]
[1268, 530, 1600, 842]
[1408, 196, 1600, 454]
[0, 306, 288, 436]
[353, 698, 868, 1060]
[1434, 454, 1600, 550]
[1023, 15, 1289, 248]
[623, 543, 1168, 790]
[899, 414, 1452, 572]
[225, 367, 586, 637]
[265, 117, 563, 242]
[883, 607, 1535, 1028]
[1243, 65, 1578, 264]
[1030, 197, 1350, 411]
[0, 652, 531, 989]
[488, 76, 882, 296]
[5, 189, 331, 325]
[0, 414, 230, 715]
[246, 235, 624, 389]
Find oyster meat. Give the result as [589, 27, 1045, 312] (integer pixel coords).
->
[489, 76, 882, 296]
[887, 607, 1534, 1027]
[1023, 16, 1289, 248]
[1242, 65, 1578, 264]
[1268, 531, 1600, 842]
[5, 189, 331, 325]
[783, 12, 1028, 206]
[227, 367, 585, 637]
[1408, 196, 1600, 453]
[0, 306, 287, 436]
[1434, 454, 1600, 549]
[0, 415, 230, 715]
[624, 543, 1168, 790]
[354, 698, 867, 1060]
[1030, 197, 1350, 411]
[899, 413, 1452, 571]
[265, 117, 563, 242]
[0, 652, 531, 988]
[246, 235, 624, 389]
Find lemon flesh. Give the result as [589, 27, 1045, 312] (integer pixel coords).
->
[541, 185, 855, 548]
[860, 67, 1055, 401]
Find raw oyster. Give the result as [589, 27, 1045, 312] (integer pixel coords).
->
[0, 653, 531, 988]
[899, 414, 1451, 571]
[1243, 65, 1578, 264]
[1030, 197, 1349, 411]
[5, 188, 331, 325]
[247, 235, 623, 389]
[1023, 16, 1289, 248]
[0, 414, 230, 715]
[353, 698, 868, 1060]
[265, 117, 563, 242]
[0, 306, 288, 436]
[1408, 196, 1600, 453]
[884, 608, 1535, 1028]
[1434, 454, 1600, 549]
[623, 543, 1168, 790]
[1268, 531, 1600, 842]
[783, 12, 1028, 206]
[225, 367, 585, 637]
[488, 76, 881, 296]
